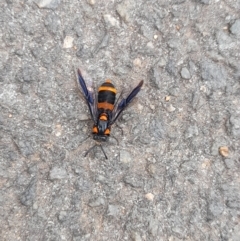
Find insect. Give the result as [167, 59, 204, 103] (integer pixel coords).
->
[77, 69, 143, 159]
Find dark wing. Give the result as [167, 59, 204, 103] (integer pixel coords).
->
[109, 80, 143, 125]
[77, 69, 97, 124]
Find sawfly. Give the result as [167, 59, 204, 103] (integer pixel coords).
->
[77, 69, 143, 159]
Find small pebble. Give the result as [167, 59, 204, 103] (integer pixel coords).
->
[146, 41, 154, 49]
[149, 104, 155, 110]
[230, 19, 240, 37]
[120, 150, 132, 164]
[55, 124, 62, 137]
[63, 36, 74, 49]
[181, 67, 191, 79]
[145, 193, 154, 201]
[219, 146, 229, 157]
[34, 0, 61, 9]
[107, 205, 119, 216]
[200, 85, 207, 92]
[147, 163, 156, 176]
[33, 202, 38, 210]
[165, 96, 171, 102]
[167, 104, 176, 112]
[103, 14, 119, 27]
[201, 159, 211, 169]
[133, 58, 142, 67]
[49, 167, 67, 180]
[131, 232, 142, 241]
[87, 0, 95, 5]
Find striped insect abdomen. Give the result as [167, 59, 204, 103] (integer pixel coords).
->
[97, 80, 116, 111]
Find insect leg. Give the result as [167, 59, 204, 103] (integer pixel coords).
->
[99, 144, 108, 159]
[84, 143, 108, 159]
[84, 144, 98, 157]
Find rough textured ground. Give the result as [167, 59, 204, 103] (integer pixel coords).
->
[0, 0, 240, 240]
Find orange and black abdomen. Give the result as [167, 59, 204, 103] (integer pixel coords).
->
[97, 80, 116, 112]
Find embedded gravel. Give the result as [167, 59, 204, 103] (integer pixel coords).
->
[0, 0, 240, 241]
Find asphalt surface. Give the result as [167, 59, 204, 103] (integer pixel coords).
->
[0, 0, 240, 240]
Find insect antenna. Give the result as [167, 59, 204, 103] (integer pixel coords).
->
[84, 144, 108, 159]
